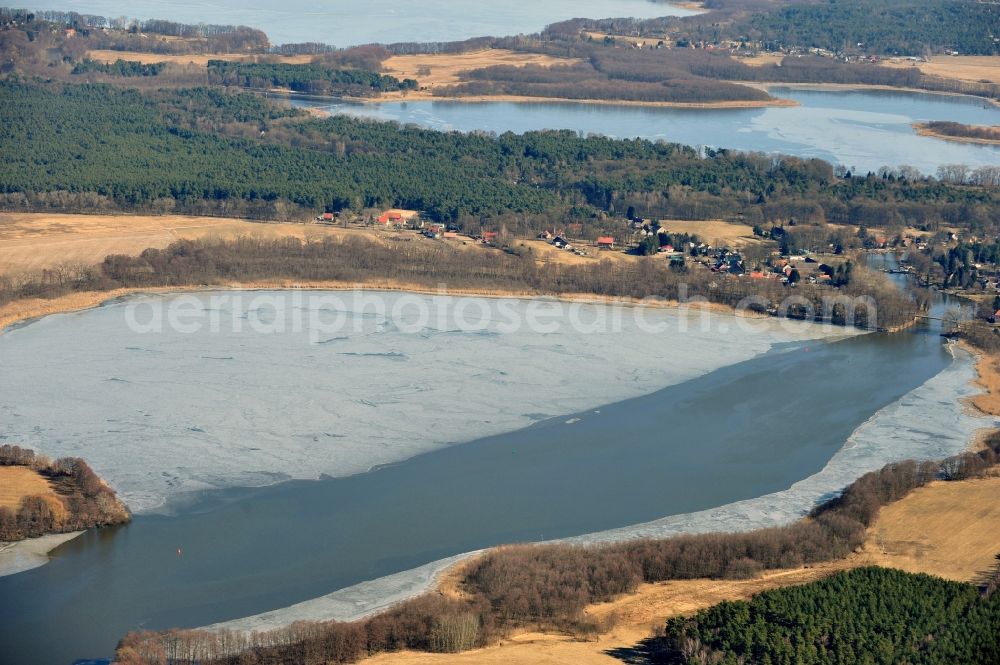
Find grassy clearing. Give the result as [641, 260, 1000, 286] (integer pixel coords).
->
[881, 55, 1000, 85]
[0, 467, 55, 510]
[382, 50, 579, 91]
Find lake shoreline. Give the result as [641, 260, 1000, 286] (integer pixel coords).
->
[0, 280, 757, 335]
[0, 531, 84, 578]
[761, 82, 1000, 108]
[286, 89, 799, 110]
[371, 92, 798, 109]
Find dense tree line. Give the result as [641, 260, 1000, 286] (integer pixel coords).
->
[207, 60, 417, 95]
[547, 0, 1000, 57]
[0, 80, 552, 220]
[113, 433, 1000, 664]
[3, 79, 998, 231]
[656, 567, 1000, 664]
[0, 445, 130, 541]
[746, 0, 1000, 57]
[71, 58, 166, 77]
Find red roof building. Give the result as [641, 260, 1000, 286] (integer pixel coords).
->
[597, 236, 615, 248]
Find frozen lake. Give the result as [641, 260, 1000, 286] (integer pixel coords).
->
[0, 291, 989, 664]
[294, 87, 1000, 174]
[0, 291, 845, 513]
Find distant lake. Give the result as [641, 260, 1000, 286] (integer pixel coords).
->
[19, 0, 697, 46]
[293, 87, 1000, 174]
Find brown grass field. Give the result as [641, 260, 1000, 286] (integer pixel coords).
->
[856, 476, 1000, 582]
[0, 213, 381, 275]
[971, 350, 1000, 417]
[369, 473, 1000, 665]
[737, 53, 786, 68]
[0, 212, 648, 279]
[0, 211, 658, 330]
[0, 467, 68, 527]
[0, 467, 55, 511]
[656, 219, 760, 247]
[85, 50, 313, 66]
[382, 49, 579, 92]
[881, 55, 1000, 85]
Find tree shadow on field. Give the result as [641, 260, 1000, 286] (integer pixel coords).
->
[605, 635, 662, 663]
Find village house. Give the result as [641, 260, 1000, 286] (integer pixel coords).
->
[375, 209, 419, 227]
[597, 236, 615, 249]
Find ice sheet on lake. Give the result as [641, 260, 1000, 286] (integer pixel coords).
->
[0, 290, 846, 514]
[205, 342, 993, 633]
[204, 552, 480, 632]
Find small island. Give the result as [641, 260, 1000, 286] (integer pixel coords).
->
[915, 120, 1000, 145]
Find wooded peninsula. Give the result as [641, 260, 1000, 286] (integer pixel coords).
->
[0, 445, 130, 542]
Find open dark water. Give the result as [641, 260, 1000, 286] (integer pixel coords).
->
[0, 325, 951, 664]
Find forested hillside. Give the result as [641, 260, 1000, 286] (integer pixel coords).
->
[553, 0, 1000, 57]
[657, 567, 1000, 664]
[2, 79, 998, 231]
[747, 0, 1000, 56]
[206, 60, 418, 95]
